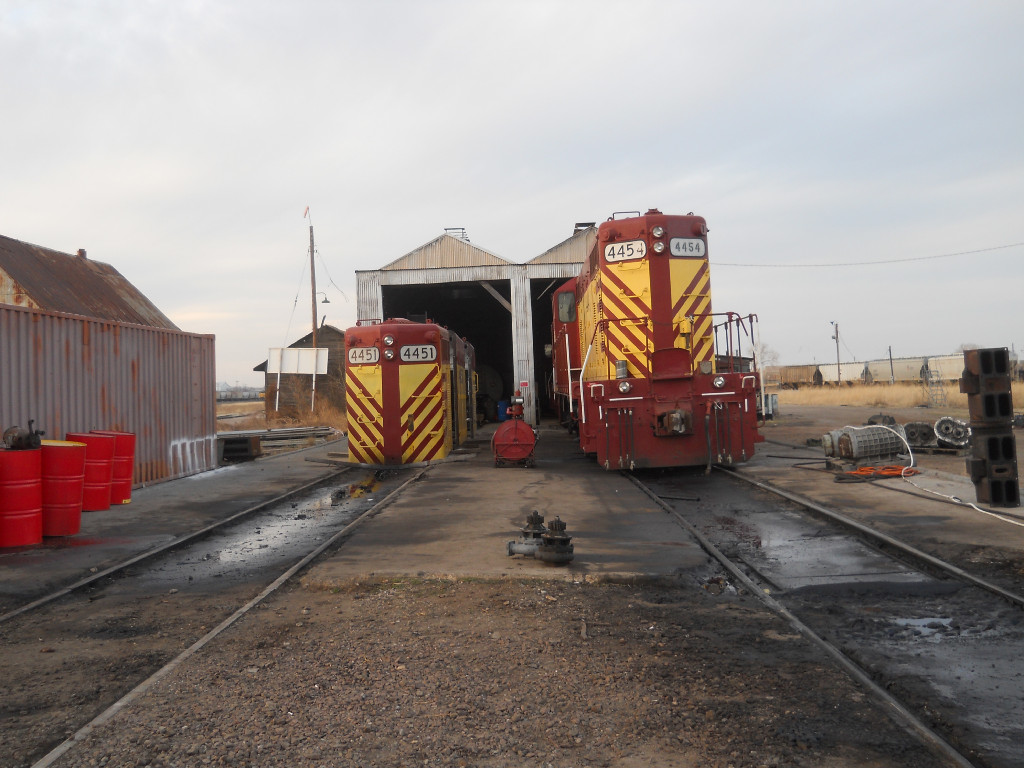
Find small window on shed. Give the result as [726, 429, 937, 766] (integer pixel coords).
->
[557, 291, 577, 323]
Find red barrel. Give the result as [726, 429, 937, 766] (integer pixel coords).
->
[65, 432, 115, 512]
[0, 447, 43, 547]
[90, 430, 136, 504]
[40, 440, 87, 536]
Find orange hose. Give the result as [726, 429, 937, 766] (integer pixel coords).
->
[844, 465, 919, 479]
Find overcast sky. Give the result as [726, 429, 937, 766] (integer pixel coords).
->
[3, 1, 1022, 385]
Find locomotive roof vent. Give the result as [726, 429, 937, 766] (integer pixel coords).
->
[574, 222, 595, 232]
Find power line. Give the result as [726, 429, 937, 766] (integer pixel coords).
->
[715, 240, 1024, 268]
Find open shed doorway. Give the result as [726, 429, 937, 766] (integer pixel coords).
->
[380, 280, 514, 424]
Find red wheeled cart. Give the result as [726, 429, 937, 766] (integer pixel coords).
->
[492, 391, 536, 467]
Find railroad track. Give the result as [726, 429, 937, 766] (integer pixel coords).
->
[0, 466, 424, 768]
[628, 469, 1024, 768]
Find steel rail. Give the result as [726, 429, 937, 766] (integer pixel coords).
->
[719, 467, 1024, 611]
[0, 466, 353, 625]
[31, 465, 432, 768]
[626, 472, 979, 768]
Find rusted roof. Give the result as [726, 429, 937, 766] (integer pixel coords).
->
[0, 234, 178, 329]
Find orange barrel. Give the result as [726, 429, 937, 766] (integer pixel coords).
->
[0, 447, 43, 547]
[40, 440, 87, 537]
[90, 430, 136, 504]
[65, 432, 115, 512]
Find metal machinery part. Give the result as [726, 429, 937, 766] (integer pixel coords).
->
[904, 421, 937, 448]
[820, 430, 845, 458]
[934, 416, 972, 448]
[506, 510, 547, 557]
[821, 424, 907, 460]
[507, 512, 574, 564]
[535, 517, 574, 564]
[2, 420, 45, 450]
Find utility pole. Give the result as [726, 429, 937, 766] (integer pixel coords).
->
[309, 219, 318, 350]
[888, 345, 895, 384]
[831, 321, 841, 383]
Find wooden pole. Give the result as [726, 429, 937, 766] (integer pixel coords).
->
[309, 223, 317, 350]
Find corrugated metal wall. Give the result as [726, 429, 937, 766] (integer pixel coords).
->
[1, 304, 216, 485]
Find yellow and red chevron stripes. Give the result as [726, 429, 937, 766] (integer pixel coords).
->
[671, 259, 714, 364]
[345, 366, 384, 464]
[398, 363, 448, 464]
[600, 265, 653, 377]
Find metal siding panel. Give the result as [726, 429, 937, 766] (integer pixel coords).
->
[0, 304, 216, 486]
[356, 271, 383, 322]
[510, 268, 536, 422]
[529, 228, 595, 266]
[379, 235, 512, 271]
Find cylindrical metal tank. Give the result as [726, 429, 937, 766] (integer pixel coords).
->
[90, 430, 136, 505]
[66, 432, 116, 512]
[41, 440, 87, 537]
[0, 447, 43, 547]
[492, 420, 536, 467]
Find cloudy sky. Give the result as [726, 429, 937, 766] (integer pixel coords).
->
[3, 1, 1022, 385]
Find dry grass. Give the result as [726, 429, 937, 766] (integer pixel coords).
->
[776, 381, 1024, 411]
[265, 401, 348, 433]
[216, 400, 348, 433]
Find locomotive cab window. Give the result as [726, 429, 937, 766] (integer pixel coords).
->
[557, 291, 577, 323]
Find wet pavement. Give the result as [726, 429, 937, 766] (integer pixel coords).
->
[0, 439, 349, 610]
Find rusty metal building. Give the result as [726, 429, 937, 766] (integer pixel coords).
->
[253, 324, 347, 422]
[0, 234, 217, 485]
[356, 226, 592, 424]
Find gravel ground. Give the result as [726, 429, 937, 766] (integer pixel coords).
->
[54, 576, 947, 768]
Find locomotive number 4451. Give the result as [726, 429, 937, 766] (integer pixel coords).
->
[400, 345, 437, 362]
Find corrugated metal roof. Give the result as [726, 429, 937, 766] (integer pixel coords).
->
[527, 226, 594, 266]
[379, 234, 513, 271]
[0, 234, 178, 329]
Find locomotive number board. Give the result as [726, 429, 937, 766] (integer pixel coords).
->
[347, 346, 380, 364]
[604, 239, 647, 262]
[670, 238, 706, 257]
[400, 344, 437, 362]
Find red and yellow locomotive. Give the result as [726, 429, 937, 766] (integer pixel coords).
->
[344, 319, 475, 466]
[551, 209, 762, 470]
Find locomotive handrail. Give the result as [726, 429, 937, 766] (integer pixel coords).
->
[565, 333, 575, 417]
[579, 339, 596, 424]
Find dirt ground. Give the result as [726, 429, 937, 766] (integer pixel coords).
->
[9, 404, 1019, 768]
[55, 577, 946, 768]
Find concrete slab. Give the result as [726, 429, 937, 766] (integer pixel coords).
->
[304, 423, 711, 587]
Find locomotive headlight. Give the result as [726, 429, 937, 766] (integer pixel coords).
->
[384, 348, 395, 360]
[652, 241, 666, 253]
[651, 226, 665, 238]
[383, 335, 395, 346]
[617, 380, 632, 393]
[713, 375, 726, 388]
